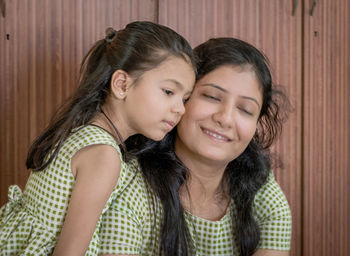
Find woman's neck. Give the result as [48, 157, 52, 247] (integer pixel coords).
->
[177, 153, 230, 221]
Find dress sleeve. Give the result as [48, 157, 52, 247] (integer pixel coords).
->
[254, 171, 292, 251]
[99, 199, 142, 255]
[98, 158, 145, 255]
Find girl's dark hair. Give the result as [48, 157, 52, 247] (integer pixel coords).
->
[26, 21, 196, 171]
[129, 37, 290, 255]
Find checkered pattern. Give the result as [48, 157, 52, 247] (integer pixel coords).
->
[254, 173, 292, 250]
[99, 161, 162, 255]
[0, 125, 124, 255]
[99, 165, 292, 255]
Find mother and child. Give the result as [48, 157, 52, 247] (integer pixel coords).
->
[0, 21, 292, 255]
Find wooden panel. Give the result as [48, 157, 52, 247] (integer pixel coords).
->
[303, 0, 350, 255]
[0, 0, 156, 204]
[0, 0, 30, 203]
[159, 1, 303, 255]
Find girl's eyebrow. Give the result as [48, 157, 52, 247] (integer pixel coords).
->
[201, 83, 260, 108]
[164, 79, 193, 95]
[164, 79, 184, 89]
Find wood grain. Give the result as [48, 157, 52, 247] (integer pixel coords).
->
[303, 0, 350, 255]
[0, 0, 156, 203]
[0, 1, 349, 255]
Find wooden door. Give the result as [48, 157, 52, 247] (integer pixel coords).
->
[159, 1, 303, 255]
[0, 0, 157, 203]
[303, 0, 350, 255]
[1, 0, 350, 255]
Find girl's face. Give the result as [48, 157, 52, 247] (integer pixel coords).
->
[123, 56, 195, 141]
[175, 65, 263, 165]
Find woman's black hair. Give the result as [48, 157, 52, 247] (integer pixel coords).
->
[26, 21, 196, 171]
[128, 37, 290, 255]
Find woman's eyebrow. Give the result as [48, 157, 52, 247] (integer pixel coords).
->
[201, 83, 260, 108]
[201, 83, 228, 92]
[240, 96, 261, 108]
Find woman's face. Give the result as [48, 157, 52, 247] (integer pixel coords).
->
[175, 65, 263, 165]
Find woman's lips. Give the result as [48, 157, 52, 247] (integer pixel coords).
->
[200, 127, 232, 142]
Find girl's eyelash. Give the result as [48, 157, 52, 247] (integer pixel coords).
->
[162, 88, 190, 103]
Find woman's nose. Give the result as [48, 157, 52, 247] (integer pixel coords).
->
[212, 105, 234, 128]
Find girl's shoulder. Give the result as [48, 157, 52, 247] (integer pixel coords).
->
[70, 125, 119, 145]
[63, 125, 122, 158]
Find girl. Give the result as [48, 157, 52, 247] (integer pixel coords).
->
[99, 38, 292, 256]
[0, 21, 195, 255]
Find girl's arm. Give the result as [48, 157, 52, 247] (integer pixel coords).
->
[53, 144, 121, 256]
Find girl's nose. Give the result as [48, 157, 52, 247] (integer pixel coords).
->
[172, 99, 186, 116]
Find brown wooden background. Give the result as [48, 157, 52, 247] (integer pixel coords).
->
[0, 1, 349, 255]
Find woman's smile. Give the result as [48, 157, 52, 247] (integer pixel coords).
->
[200, 126, 233, 142]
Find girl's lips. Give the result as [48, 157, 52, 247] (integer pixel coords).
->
[200, 127, 232, 142]
[163, 120, 176, 130]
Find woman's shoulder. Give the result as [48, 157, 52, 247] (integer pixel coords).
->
[253, 171, 291, 220]
[253, 171, 292, 251]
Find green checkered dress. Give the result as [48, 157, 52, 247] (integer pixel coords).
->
[99, 163, 292, 255]
[0, 125, 126, 255]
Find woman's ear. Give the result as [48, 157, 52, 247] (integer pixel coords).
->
[110, 70, 130, 100]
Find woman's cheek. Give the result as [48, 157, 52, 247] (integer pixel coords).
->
[238, 119, 257, 140]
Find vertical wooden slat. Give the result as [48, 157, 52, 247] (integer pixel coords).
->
[1, 1, 349, 254]
[303, 0, 350, 255]
[0, 0, 156, 203]
[159, 1, 302, 255]
[0, 0, 11, 199]
[0, 0, 30, 197]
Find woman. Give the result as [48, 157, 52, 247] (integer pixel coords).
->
[99, 38, 292, 256]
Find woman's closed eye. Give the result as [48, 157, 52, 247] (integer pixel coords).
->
[203, 93, 221, 102]
[183, 96, 190, 104]
[238, 106, 253, 116]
